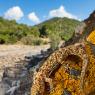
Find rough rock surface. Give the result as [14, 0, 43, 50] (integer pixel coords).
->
[31, 43, 88, 95]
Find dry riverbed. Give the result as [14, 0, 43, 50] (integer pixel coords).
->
[0, 45, 51, 95]
[0, 45, 50, 68]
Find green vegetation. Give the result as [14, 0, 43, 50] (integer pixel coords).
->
[0, 17, 80, 45]
[49, 32, 61, 50]
[20, 35, 44, 45]
[0, 17, 40, 44]
[37, 17, 80, 41]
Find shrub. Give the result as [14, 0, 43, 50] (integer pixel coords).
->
[20, 35, 44, 45]
[49, 32, 61, 51]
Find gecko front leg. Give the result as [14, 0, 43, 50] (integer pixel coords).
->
[45, 77, 54, 92]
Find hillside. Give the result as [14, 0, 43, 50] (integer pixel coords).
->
[37, 17, 80, 41]
[0, 17, 80, 45]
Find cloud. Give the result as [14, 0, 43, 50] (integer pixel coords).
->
[4, 6, 24, 21]
[49, 5, 78, 19]
[28, 12, 40, 24]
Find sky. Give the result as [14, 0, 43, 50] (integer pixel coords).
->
[0, 0, 95, 26]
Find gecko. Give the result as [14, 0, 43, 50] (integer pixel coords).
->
[31, 43, 88, 95]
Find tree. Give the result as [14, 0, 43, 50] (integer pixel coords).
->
[39, 25, 48, 37]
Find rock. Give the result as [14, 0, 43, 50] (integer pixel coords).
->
[0, 69, 4, 81]
[1, 63, 33, 95]
[0, 45, 50, 95]
[0, 80, 11, 95]
[25, 49, 51, 70]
